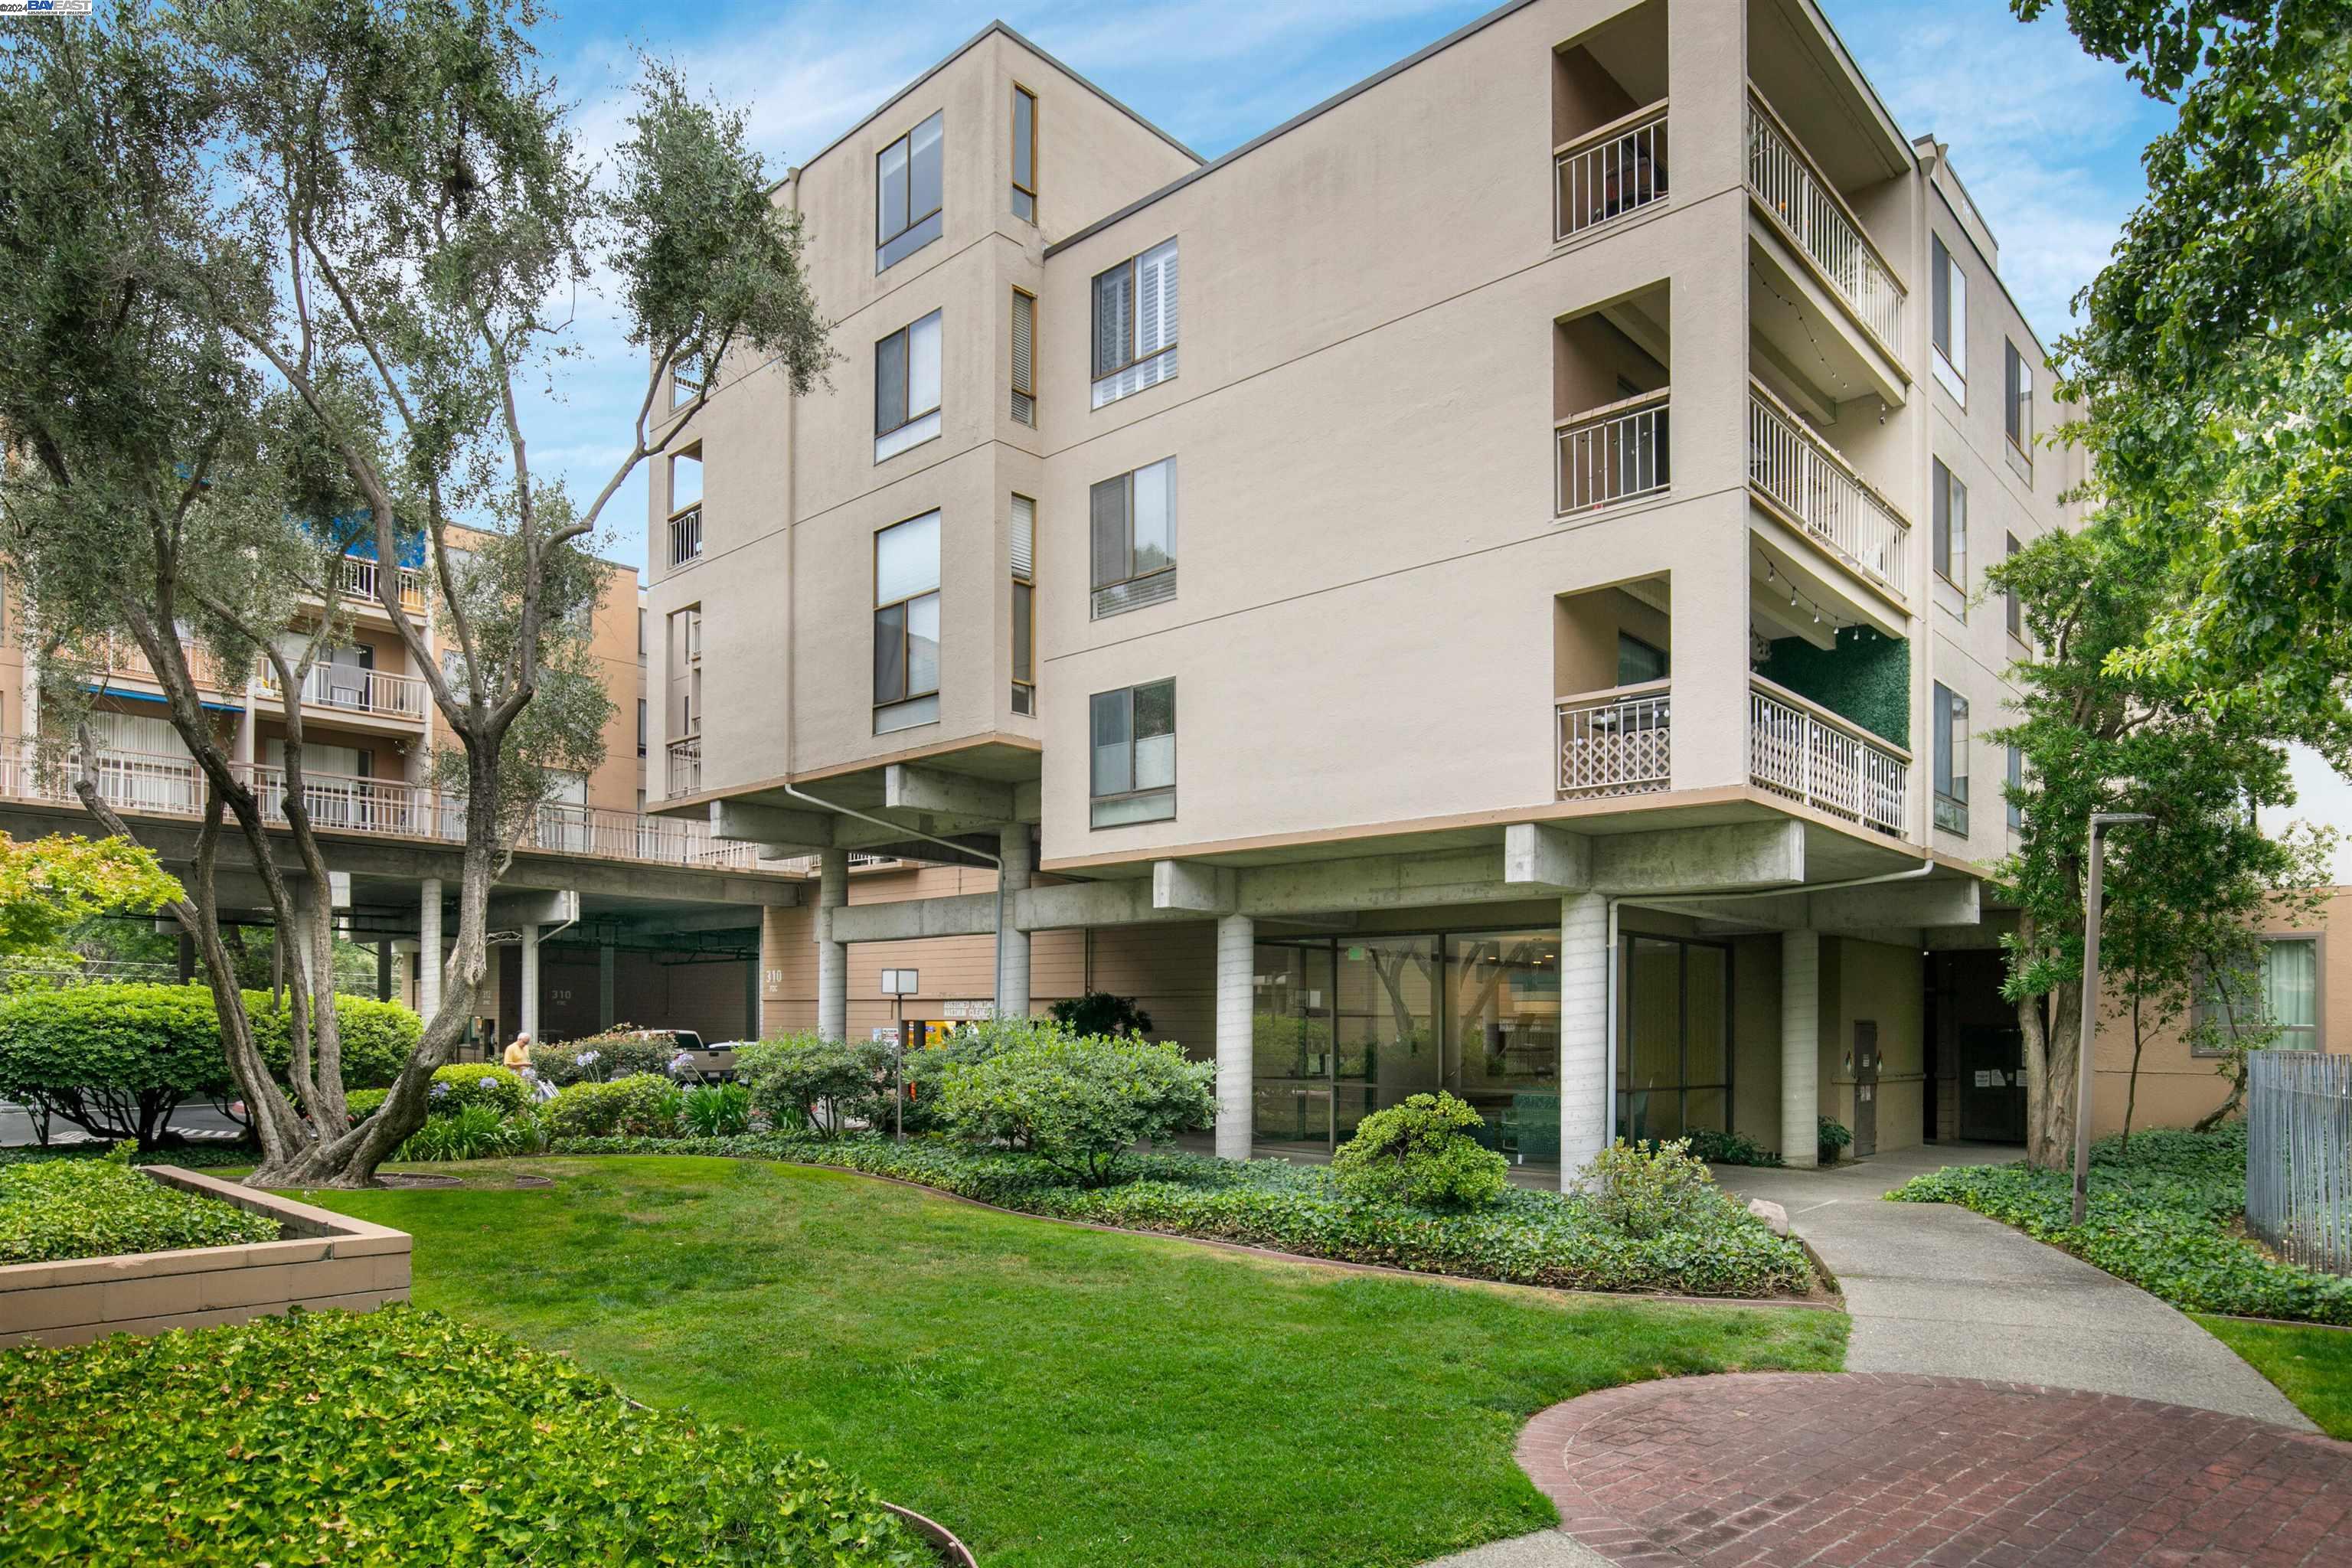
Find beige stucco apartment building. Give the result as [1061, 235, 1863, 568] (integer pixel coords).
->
[648, 0, 2094, 1180]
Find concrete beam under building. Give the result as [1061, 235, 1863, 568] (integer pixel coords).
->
[1503, 822, 1592, 890]
[489, 889, 580, 930]
[1681, 877, 1979, 937]
[1152, 860, 1237, 913]
[885, 764, 1016, 822]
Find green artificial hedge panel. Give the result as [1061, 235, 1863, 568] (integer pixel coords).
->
[1758, 627, 1909, 746]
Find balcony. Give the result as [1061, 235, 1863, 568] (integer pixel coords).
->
[257, 662, 430, 724]
[1747, 384, 1909, 596]
[100, 639, 236, 693]
[1556, 390, 1671, 514]
[336, 555, 428, 617]
[665, 736, 702, 799]
[1746, 90, 1903, 356]
[1748, 677, 1908, 835]
[668, 505, 703, 567]
[1557, 681, 1671, 799]
[1554, 104, 1668, 242]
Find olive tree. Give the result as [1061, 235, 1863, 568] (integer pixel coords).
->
[0, 5, 827, 1184]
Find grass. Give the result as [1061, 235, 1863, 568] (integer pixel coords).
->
[2195, 1315, 2352, 1439]
[297, 1155, 1846, 1568]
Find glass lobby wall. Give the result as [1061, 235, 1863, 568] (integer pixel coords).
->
[1619, 935, 1730, 1141]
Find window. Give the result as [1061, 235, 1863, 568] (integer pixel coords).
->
[1931, 233, 1967, 400]
[1932, 682, 1969, 835]
[1932, 457, 1967, 589]
[667, 450, 703, 566]
[2195, 938, 2321, 1055]
[2004, 339, 2032, 452]
[665, 606, 701, 798]
[1090, 679, 1175, 826]
[1011, 494, 1035, 715]
[1616, 633, 1669, 687]
[637, 606, 645, 655]
[2006, 742, 2023, 830]
[636, 698, 647, 758]
[1011, 85, 1037, 222]
[1089, 456, 1176, 617]
[874, 511, 941, 733]
[876, 111, 943, 271]
[2005, 532, 2023, 639]
[875, 310, 942, 462]
[1011, 288, 1037, 426]
[1619, 936, 1732, 1142]
[669, 350, 705, 412]
[1091, 238, 1178, 408]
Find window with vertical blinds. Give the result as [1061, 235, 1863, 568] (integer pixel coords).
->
[1090, 679, 1175, 826]
[874, 511, 942, 733]
[1089, 456, 1176, 617]
[1091, 238, 1178, 408]
[1932, 681, 1969, 835]
[1011, 495, 1035, 715]
[1011, 289, 1036, 426]
[1932, 457, 1967, 589]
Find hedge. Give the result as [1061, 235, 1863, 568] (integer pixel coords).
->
[0, 1305, 929, 1566]
[0, 984, 420, 1146]
[0, 1149, 279, 1265]
[1890, 1125, 2352, 1325]
[545, 1133, 1815, 1298]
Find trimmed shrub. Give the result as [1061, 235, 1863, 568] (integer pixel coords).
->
[396, 1103, 541, 1162]
[936, 1027, 1214, 1186]
[734, 1033, 884, 1137]
[1818, 1116, 1853, 1167]
[247, 992, 420, 1090]
[426, 1063, 529, 1116]
[1332, 1092, 1508, 1209]
[345, 1087, 387, 1121]
[542, 1132, 1814, 1298]
[544, 1073, 682, 1141]
[1581, 1138, 1720, 1240]
[0, 1144, 279, 1264]
[0, 1305, 927, 1566]
[681, 1081, 753, 1138]
[529, 1027, 678, 1087]
[1685, 1129, 1783, 1168]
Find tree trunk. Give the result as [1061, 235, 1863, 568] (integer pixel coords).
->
[2019, 978, 2081, 1170]
[2120, 993, 2146, 1152]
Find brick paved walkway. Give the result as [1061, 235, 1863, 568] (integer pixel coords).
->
[1514, 1372, 2352, 1566]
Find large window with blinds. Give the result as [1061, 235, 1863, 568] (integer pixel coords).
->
[1933, 681, 1970, 835]
[1011, 85, 1037, 222]
[1011, 494, 1035, 715]
[1091, 238, 1178, 408]
[874, 511, 941, 733]
[876, 111, 942, 272]
[1090, 679, 1175, 826]
[1932, 456, 1967, 590]
[2195, 938, 2322, 1055]
[1010, 288, 1036, 426]
[1090, 456, 1175, 618]
[875, 310, 942, 462]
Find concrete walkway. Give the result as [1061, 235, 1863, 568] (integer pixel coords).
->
[1712, 1142, 2314, 1430]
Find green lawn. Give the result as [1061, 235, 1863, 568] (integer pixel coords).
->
[299, 1155, 1845, 1568]
[2196, 1315, 2352, 1439]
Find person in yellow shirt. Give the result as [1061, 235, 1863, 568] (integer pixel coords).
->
[502, 1031, 533, 1072]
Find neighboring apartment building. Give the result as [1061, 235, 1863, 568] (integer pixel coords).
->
[648, 0, 2089, 1180]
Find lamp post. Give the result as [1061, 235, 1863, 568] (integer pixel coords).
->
[2073, 812, 2154, 1226]
[880, 969, 919, 1143]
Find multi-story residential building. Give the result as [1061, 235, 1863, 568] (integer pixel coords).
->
[648, 0, 2089, 1178]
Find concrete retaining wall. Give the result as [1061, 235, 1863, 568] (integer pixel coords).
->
[0, 1165, 411, 1349]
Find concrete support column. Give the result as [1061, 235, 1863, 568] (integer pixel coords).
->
[417, 877, 443, 1021]
[519, 923, 541, 1043]
[817, 848, 848, 1042]
[1560, 891, 1610, 1184]
[177, 929, 196, 984]
[1782, 929, 1821, 1168]
[597, 942, 617, 1030]
[374, 940, 393, 1002]
[996, 825, 1032, 1020]
[1214, 913, 1254, 1160]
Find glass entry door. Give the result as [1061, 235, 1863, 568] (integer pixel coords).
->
[1251, 943, 1337, 1147]
[1619, 936, 1731, 1142]
[1331, 937, 1438, 1142]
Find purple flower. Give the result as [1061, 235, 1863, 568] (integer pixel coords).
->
[430, 1081, 449, 1099]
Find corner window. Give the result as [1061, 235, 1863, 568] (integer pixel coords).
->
[874, 511, 942, 733]
[1011, 495, 1035, 716]
[2006, 743, 2023, 830]
[875, 310, 942, 462]
[1091, 238, 1178, 408]
[1089, 456, 1176, 617]
[1011, 85, 1037, 223]
[2004, 340, 2032, 453]
[1615, 633, 1669, 687]
[876, 111, 943, 271]
[2004, 532, 2023, 639]
[668, 449, 703, 567]
[637, 697, 647, 758]
[2195, 938, 2321, 1055]
[1932, 458, 1967, 590]
[1090, 679, 1175, 826]
[669, 351, 705, 412]
[1931, 233, 1966, 401]
[1011, 288, 1037, 427]
[1932, 681, 1969, 835]
[664, 606, 701, 799]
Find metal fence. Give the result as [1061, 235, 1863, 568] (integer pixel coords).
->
[2246, 1050, 2352, 1275]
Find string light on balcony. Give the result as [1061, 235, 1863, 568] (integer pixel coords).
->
[1755, 547, 1848, 634]
[1752, 267, 1854, 400]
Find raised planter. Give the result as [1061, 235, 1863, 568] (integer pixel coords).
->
[0, 1165, 410, 1348]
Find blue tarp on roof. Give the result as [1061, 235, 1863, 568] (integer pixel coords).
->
[305, 512, 426, 569]
[87, 684, 243, 714]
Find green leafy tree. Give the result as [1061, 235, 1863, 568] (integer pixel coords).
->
[1991, 524, 2331, 1168]
[0, 834, 181, 966]
[2014, 2, 2352, 742]
[1047, 991, 1155, 1037]
[0, 8, 827, 1186]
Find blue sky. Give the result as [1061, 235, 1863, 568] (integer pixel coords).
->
[531, 0, 2171, 576]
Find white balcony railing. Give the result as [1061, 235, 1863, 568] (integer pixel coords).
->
[1555, 105, 1669, 241]
[1557, 390, 1671, 514]
[337, 555, 428, 616]
[669, 505, 704, 567]
[665, 737, 702, 799]
[259, 662, 430, 722]
[1746, 92, 1904, 354]
[1748, 678, 1908, 835]
[1557, 681, 1672, 799]
[1747, 385, 1909, 595]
